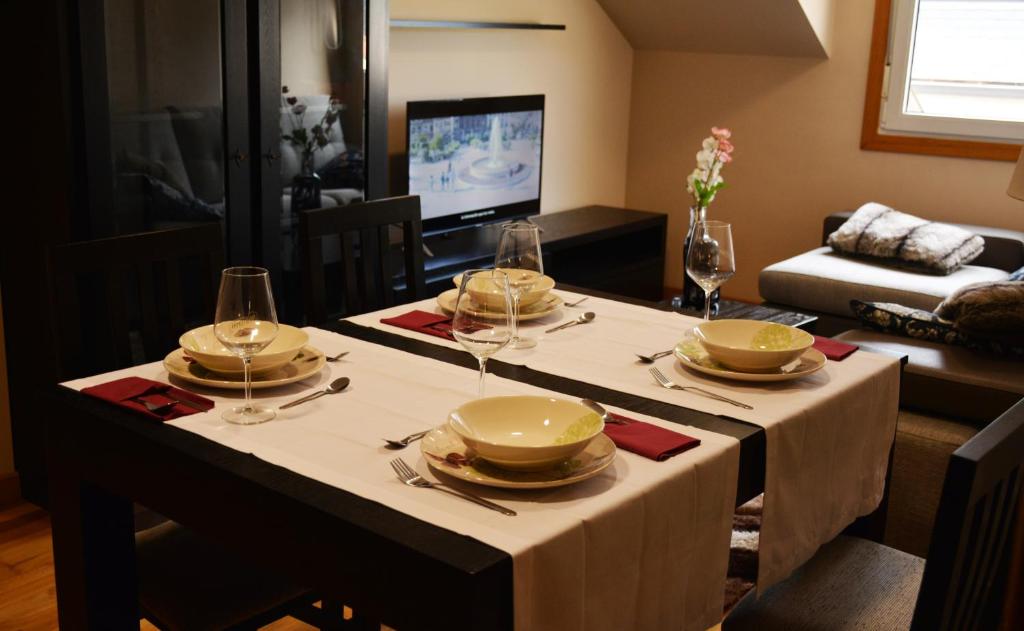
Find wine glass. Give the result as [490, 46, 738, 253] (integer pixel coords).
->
[452, 269, 513, 397]
[686, 221, 735, 320]
[213, 267, 279, 424]
[494, 222, 543, 349]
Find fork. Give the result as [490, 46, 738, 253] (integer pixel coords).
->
[390, 458, 517, 516]
[648, 367, 754, 410]
[635, 349, 675, 363]
[133, 395, 209, 414]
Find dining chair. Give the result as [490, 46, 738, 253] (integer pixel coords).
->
[723, 398, 1024, 630]
[298, 195, 426, 324]
[48, 223, 340, 630]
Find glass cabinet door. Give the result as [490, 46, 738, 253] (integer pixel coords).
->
[277, 0, 367, 319]
[103, 0, 229, 238]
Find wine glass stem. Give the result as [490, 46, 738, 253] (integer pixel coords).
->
[511, 294, 521, 342]
[477, 357, 488, 398]
[242, 356, 253, 412]
[703, 289, 713, 321]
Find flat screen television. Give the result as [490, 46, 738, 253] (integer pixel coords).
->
[405, 94, 544, 234]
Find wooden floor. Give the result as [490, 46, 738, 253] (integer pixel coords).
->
[0, 501, 317, 631]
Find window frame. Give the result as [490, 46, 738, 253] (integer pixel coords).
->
[861, 0, 1022, 161]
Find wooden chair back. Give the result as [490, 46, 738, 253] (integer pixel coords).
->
[49, 223, 224, 379]
[912, 398, 1024, 630]
[298, 195, 426, 324]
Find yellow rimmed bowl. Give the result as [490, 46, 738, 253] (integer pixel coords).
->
[448, 396, 604, 471]
[692, 319, 814, 373]
[179, 324, 309, 375]
[453, 269, 556, 310]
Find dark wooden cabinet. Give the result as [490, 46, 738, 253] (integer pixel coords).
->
[412, 206, 667, 301]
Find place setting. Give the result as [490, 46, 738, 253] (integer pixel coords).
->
[83, 266, 348, 426]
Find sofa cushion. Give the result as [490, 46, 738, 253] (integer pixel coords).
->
[834, 329, 1024, 394]
[760, 247, 1009, 316]
[850, 300, 961, 345]
[827, 202, 984, 274]
[1010, 266, 1024, 281]
[936, 281, 1024, 342]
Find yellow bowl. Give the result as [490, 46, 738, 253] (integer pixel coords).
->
[693, 319, 814, 373]
[179, 324, 309, 375]
[453, 269, 555, 310]
[448, 396, 603, 471]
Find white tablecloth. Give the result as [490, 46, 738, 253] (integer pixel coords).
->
[349, 291, 902, 589]
[65, 327, 740, 631]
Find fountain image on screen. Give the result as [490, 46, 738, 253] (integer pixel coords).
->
[408, 110, 542, 223]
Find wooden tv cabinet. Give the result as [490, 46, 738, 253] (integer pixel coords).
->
[417, 205, 667, 301]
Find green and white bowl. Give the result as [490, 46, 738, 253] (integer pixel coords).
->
[692, 319, 814, 373]
[448, 396, 604, 471]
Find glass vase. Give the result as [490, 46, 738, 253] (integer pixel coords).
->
[674, 206, 720, 315]
[291, 156, 322, 213]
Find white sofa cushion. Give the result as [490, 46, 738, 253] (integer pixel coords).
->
[760, 247, 1009, 317]
[834, 329, 1024, 395]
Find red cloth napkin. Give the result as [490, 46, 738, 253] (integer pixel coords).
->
[813, 335, 858, 361]
[81, 376, 214, 421]
[381, 310, 455, 341]
[602, 412, 701, 461]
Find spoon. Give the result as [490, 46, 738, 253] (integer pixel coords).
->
[279, 377, 350, 410]
[545, 311, 596, 334]
[635, 349, 675, 363]
[383, 428, 433, 450]
[563, 296, 589, 308]
[580, 399, 628, 425]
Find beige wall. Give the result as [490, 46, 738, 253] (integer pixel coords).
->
[388, 0, 633, 212]
[0, 287, 13, 476]
[626, 0, 1022, 302]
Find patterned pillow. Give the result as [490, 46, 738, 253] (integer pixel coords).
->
[849, 300, 963, 344]
[1009, 266, 1024, 281]
[850, 300, 1024, 360]
[935, 281, 1024, 343]
[828, 203, 984, 275]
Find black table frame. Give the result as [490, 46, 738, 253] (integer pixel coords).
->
[45, 290, 899, 630]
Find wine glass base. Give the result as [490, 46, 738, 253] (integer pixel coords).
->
[511, 336, 537, 349]
[223, 405, 276, 425]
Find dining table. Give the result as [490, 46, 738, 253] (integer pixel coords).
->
[46, 286, 904, 631]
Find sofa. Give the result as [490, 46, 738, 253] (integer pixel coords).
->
[760, 211, 1024, 556]
[760, 211, 1024, 422]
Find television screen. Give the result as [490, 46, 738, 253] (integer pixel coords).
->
[406, 95, 544, 233]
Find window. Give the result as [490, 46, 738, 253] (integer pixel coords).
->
[862, 0, 1024, 160]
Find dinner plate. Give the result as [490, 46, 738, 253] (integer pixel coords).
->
[435, 288, 564, 321]
[163, 345, 326, 389]
[674, 329, 826, 382]
[420, 424, 616, 489]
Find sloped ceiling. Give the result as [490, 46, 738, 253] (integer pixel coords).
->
[595, 0, 832, 58]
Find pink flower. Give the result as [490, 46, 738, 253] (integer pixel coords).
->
[718, 139, 734, 154]
[718, 151, 733, 163]
[711, 126, 731, 140]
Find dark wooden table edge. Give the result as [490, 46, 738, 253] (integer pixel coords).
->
[45, 384, 513, 630]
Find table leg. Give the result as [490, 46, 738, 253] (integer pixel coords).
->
[49, 461, 137, 629]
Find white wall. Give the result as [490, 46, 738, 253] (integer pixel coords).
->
[388, 0, 634, 213]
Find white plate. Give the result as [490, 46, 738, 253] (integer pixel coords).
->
[163, 345, 326, 389]
[674, 329, 826, 382]
[435, 288, 563, 321]
[420, 424, 616, 489]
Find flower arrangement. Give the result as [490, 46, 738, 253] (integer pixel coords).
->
[281, 86, 341, 173]
[685, 127, 734, 210]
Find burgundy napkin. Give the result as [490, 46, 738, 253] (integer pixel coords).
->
[381, 310, 455, 341]
[81, 376, 214, 421]
[813, 335, 858, 361]
[602, 412, 701, 461]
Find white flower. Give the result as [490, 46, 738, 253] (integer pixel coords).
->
[702, 137, 718, 152]
[696, 148, 715, 170]
[710, 161, 723, 184]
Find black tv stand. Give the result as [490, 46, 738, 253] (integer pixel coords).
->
[415, 205, 667, 301]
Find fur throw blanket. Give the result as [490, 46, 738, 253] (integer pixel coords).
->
[828, 203, 984, 274]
